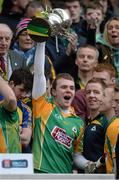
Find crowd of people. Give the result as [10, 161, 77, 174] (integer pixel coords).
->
[0, 0, 119, 178]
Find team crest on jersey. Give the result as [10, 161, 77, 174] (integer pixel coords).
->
[91, 125, 96, 131]
[72, 127, 77, 133]
[51, 126, 72, 148]
[54, 114, 62, 120]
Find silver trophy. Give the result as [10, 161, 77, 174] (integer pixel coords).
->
[27, 8, 71, 42]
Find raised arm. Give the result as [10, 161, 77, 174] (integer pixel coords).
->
[0, 78, 17, 111]
[32, 42, 46, 99]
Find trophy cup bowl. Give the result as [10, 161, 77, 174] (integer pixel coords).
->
[27, 8, 71, 42]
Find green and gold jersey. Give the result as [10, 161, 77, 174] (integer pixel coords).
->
[104, 117, 119, 173]
[0, 106, 21, 153]
[32, 95, 84, 173]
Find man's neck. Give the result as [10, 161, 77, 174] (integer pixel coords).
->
[54, 100, 71, 114]
[90, 110, 100, 120]
[72, 18, 80, 24]
[78, 70, 93, 85]
[104, 108, 116, 122]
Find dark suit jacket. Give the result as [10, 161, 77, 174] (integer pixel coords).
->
[9, 50, 26, 71]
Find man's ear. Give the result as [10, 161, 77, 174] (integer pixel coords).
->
[51, 88, 56, 96]
[9, 81, 14, 88]
[94, 60, 98, 67]
[75, 58, 78, 66]
[111, 77, 116, 85]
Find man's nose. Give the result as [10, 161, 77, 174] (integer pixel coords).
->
[0, 38, 6, 44]
[21, 92, 27, 98]
[89, 91, 95, 97]
[83, 56, 88, 62]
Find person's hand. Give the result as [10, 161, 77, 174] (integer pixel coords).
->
[87, 12, 100, 29]
[84, 161, 97, 173]
[84, 156, 105, 173]
[66, 32, 78, 56]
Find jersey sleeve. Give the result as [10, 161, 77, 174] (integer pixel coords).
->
[74, 121, 84, 153]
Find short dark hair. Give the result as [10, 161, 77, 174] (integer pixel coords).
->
[52, 73, 74, 90]
[9, 68, 33, 92]
[84, 1, 103, 15]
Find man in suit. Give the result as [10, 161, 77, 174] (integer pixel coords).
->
[0, 23, 26, 80]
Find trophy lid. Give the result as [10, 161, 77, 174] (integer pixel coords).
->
[52, 8, 70, 22]
[27, 17, 51, 42]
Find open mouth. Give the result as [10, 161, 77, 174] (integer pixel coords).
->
[64, 95, 71, 100]
[111, 35, 118, 38]
[0, 47, 6, 50]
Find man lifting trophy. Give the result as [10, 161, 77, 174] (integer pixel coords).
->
[27, 8, 71, 42]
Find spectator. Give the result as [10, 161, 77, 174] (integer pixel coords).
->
[94, 16, 119, 84]
[12, 17, 56, 80]
[12, 18, 35, 71]
[32, 42, 84, 173]
[0, 23, 26, 80]
[64, 0, 86, 47]
[0, 77, 21, 153]
[64, 0, 81, 24]
[99, 0, 113, 22]
[72, 44, 99, 121]
[74, 44, 98, 90]
[83, 1, 104, 35]
[24, 0, 45, 19]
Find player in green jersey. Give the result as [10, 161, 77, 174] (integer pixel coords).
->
[0, 77, 21, 153]
[32, 42, 84, 173]
[100, 85, 119, 177]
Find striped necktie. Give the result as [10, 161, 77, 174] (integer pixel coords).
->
[0, 56, 6, 74]
[0, 56, 6, 80]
